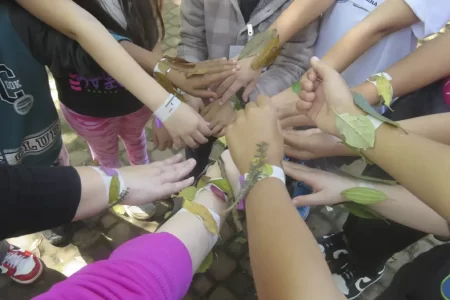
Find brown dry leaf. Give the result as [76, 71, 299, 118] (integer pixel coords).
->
[154, 72, 177, 94]
[251, 35, 281, 70]
[238, 29, 277, 60]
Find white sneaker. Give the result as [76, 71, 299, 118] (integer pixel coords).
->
[124, 203, 156, 221]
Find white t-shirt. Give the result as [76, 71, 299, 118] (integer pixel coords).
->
[315, 0, 450, 87]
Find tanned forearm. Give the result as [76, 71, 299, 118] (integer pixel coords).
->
[246, 179, 344, 300]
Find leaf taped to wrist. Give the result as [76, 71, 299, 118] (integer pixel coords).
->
[367, 72, 393, 110]
[238, 29, 281, 70]
[153, 59, 186, 102]
[340, 187, 388, 221]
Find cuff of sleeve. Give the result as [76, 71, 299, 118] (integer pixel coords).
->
[110, 32, 132, 43]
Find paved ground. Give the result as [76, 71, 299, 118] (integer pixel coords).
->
[1, 1, 445, 299]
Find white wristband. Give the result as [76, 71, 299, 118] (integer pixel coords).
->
[178, 207, 221, 247]
[367, 115, 383, 130]
[154, 94, 181, 122]
[244, 165, 286, 185]
[358, 180, 375, 189]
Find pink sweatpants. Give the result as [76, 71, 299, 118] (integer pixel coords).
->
[60, 104, 152, 168]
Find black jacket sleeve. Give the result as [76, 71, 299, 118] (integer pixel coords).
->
[0, 164, 82, 240]
[8, 2, 103, 78]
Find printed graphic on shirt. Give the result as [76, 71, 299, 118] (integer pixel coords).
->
[336, 0, 378, 12]
[441, 274, 450, 299]
[0, 121, 61, 165]
[68, 72, 125, 95]
[0, 64, 34, 115]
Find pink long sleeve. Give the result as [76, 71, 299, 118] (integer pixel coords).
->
[34, 233, 193, 300]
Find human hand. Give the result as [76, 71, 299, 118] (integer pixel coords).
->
[163, 102, 211, 149]
[226, 96, 284, 174]
[166, 58, 238, 98]
[201, 101, 237, 137]
[151, 117, 173, 151]
[272, 85, 312, 120]
[280, 115, 315, 129]
[282, 161, 356, 206]
[212, 57, 262, 104]
[184, 94, 205, 113]
[299, 57, 362, 136]
[120, 153, 196, 206]
[283, 128, 350, 160]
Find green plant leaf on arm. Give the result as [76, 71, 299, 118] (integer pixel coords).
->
[341, 187, 387, 205]
[196, 176, 211, 190]
[291, 81, 301, 94]
[209, 178, 232, 195]
[179, 186, 198, 202]
[335, 112, 376, 149]
[352, 92, 407, 133]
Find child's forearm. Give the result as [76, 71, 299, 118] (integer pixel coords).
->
[269, 0, 333, 45]
[120, 41, 163, 74]
[322, 0, 419, 72]
[353, 31, 450, 105]
[17, 0, 170, 112]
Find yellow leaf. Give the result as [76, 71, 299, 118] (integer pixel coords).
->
[335, 112, 376, 149]
[196, 251, 213, 273]
[112, 205, 126, 215]
[154, 72, 177, 94]
[371, 75, 393, 110]
[261, 164, 273, 177]
[239, 29, 278, 60]
[183, 200, 218, 235]
[251, 34, 281, 70]
[179, 186, 198, 202]
[109, 174, 120, 205]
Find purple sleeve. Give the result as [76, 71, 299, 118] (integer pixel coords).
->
[33, 233, 193, 300]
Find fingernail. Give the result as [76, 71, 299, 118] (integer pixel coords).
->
[209, 98, 214, 102]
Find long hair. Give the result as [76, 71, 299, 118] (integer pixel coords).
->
[74, 0, 164, 51]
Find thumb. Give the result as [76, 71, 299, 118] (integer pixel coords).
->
[310, 56, 334, 80]
[292, 191, 326, 206]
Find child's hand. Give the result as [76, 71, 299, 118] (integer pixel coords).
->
[163, 102, 211, 149]
[151, 117, 173, 151]
[212, 57, 262, 104]
[201, 101, 237, 137]
[272, 88, 312, 120]
[184, 94, 205, 113]
[166, 58, 238, 99]
[282, 161, 356, 207]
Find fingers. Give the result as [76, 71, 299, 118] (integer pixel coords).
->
[183, 135, 198, 149]
[198, 118, 212, 136]
[160, 177, 196, 198]
[284, 146, 314, 161]
[211, 123, 224, 136]
[192, 69, 237, 89]
[280, 115, 314, 129]
[218, 80, 243, 105]
[309, 56, 331, 80]
[193, 130, 209, 144]
[214, 76, 236, 100]
[296, 99, 312, 112]
[298, 90, 316, 103]
[242, 80, 258, 102]
[292, 192, 325, 206]
[215, 128, 226, 138]
[283, 161, 315, 183]
[159, 158, 197, 181]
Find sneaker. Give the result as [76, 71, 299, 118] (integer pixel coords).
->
[42, 225, 71, 247]
[332, 262, 384, 299]
[318, 232, 349, 261]
[0, 244, 43, 284]
[124, 203, 156, 221]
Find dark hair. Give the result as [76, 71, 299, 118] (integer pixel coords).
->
[73, 0, 164, 51]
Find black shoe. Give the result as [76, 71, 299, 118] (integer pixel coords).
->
[43, 225, 71, 247]
[318, 232, 349, 267]
[332, 262, 384, 299]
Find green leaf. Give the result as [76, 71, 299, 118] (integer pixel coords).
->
[196, 251, 214, 273]
[291, 81, 301, 94]
[210, 178, 232, 195]
[343, 203, 379, 219]
[179, 186, 198, 202]
[352, 92, 406, 131]
[196, 176, 211, 190]
[261, 164, 273, 177]
[238, 29, 276, 60]
[218, 136, 227, 147]
[335, 112, 376, 149]
[341, 187, 387, 205]
[109, 174, 120, 205]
